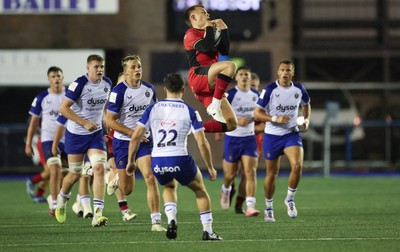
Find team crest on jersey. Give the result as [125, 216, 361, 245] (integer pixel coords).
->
[253, 96, 257, 102]
[145, 91, 150, 97]
[104, 87, 109, 93]
[294, 93, 299, 99]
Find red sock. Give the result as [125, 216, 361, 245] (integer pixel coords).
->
[203, 120, 227, 133]
[36, 188, 45, 197]
[213, 74, 231, 100]
[31, 174, 43, 184]
[119, 201, 128, 212]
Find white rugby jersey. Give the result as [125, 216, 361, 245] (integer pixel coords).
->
[64, 74, 112, 135]
[29, 88, 65, 142]
[107, 81, 157, 141]
[257, 80, 310, 136]
[225, 86, 259, 137]
[137, 98, 204, 157]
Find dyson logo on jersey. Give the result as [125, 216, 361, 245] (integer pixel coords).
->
[276, 104, 298, 112]
[236, 106, 254, 113]
[49, 110, 59, 117]
[87, 98, 107, 107]
[153, 164, 181, 175]
[129, 104, 149, 112]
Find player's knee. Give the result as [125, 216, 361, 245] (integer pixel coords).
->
[244, 168, 256, 178]
[89, 153, 107, 170]
[223, 169, 237, 181]
[46, 156, 62, 168]
[68, 161, 83, 174]
[144, 174, 157, 185]
[292, 162, 303, 173]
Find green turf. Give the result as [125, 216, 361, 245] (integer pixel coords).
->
[0, 176, 399, 251]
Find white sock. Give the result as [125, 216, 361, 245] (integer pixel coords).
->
[265, 198, 273, 210]
[246, 197, 256, 209]
[151, 212, 162, 225]
[93, 198, 104, 217]
[285, 187, 297, 202]
[221, 184, 232, 194]
[57, 190, 71, 207]
[164, 202, 177, 224]
[81, 195, 92, 214]
[200, 211, 213, 234]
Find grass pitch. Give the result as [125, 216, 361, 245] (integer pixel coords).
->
[0, 175, 399, 252]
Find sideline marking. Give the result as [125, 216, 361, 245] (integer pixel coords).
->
[2, 237, 400, 247]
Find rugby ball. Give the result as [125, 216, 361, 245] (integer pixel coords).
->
[213, 26, 222, 47]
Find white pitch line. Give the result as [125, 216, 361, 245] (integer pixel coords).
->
[0, 221, 233, 228]
[1, 237, 400, 247]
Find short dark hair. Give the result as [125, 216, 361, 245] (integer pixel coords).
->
[87, 54, 104, 64]
[163, 73, 185, 93]
[184, 4, 203, 27]
[279, 59, 295, 70]
[236, 66, 252, 74]
[235, 66, 251, 79]
[47, 66, 63, 76]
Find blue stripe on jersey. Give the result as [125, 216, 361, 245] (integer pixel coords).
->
[226, 87, 237, 104]
[257, 82, 277, 109]
[65, 75, 87, 101]
[56, 114, 67, 126]
[29, 89, 50, 116]
[293, 82, 311, 104]
[107, 82, 127, 114]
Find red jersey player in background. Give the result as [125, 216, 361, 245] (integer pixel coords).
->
[183, 4, 237, 133]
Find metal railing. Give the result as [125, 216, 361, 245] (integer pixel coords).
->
[303, 119, 400, 176]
